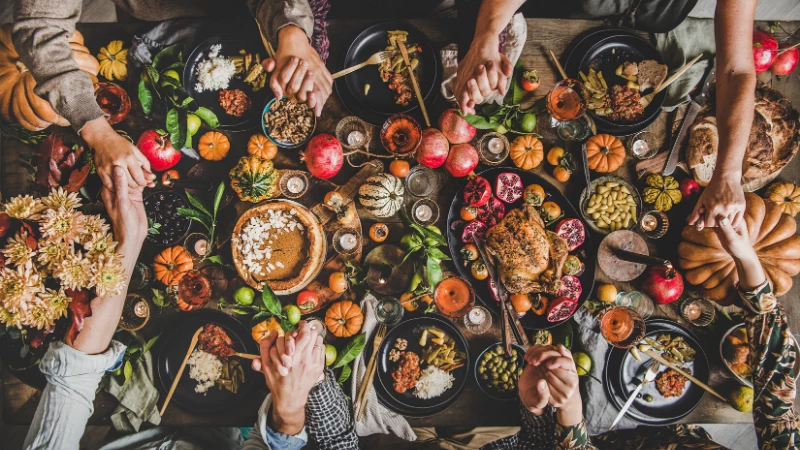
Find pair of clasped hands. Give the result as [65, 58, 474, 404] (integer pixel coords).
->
[520, 345, 584, 426]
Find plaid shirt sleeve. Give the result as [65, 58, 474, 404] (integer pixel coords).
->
[305, 369, 359, 450]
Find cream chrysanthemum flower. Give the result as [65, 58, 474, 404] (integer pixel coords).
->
[0, 305, 23, 329]
[91, 255, 126, 297]
[2, 195, 44, 220]
[39, 207, 86, 244]
[84, 233, 118, 259]
[41, 188, 81, 210]
[1, 232, 36, 267]
[0, 266, 40, 313]
[53, 251, 93, 291]
[83, 214, 110, 237]
[38, 288, 71, 320]
[21, 304, 53, 330]
[36, 239, 71, 269]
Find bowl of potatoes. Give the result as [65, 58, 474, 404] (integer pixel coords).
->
[579, 176, 642, 235]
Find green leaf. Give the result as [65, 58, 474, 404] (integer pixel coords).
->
[410, 223, 446, 247]
[143, 335, 159, 354]
[333, 333, 366, 369]
[213, 182, 225, 218]
[251, 311, 272, 327]
[166, 108, 187, 150]
[151, 289, 170, 308]
[400, 249, 420, 266]
[280, 316, 296, 332]
[145, 66, 160, 90]
[261, 284, 282, 317]
[229, 307, 251, 315]
[462, 113, 500, 130]
[425, 257, 443, 288]
[427, 247, 451, 261]
[123, 360, 133, 385]
[138, 78, 153, 116]
[153, 44, 182, 72]
[176, 207, 212, 231]
[185, 191, 213, 218]
[207, 255, 226, 266]
[194, 106, 220, 129]
[337, 364, 352, 385]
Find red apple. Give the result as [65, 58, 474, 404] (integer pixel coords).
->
[679, 178, 701, 198]
[136, 129, 180, 171]
[417, 128, 450, 168]
[439, 109, 476, 144]
[445, 143, 478, 178]
[753, 30, 779, 74]
[772, 43, 799, 76]
[641, 265, 684, 305]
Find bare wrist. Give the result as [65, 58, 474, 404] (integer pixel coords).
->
[277, 25, 309, 47]
[79, 117, 114, 144]
[269, 402, 305, 435]
[555, 401, 583, 427]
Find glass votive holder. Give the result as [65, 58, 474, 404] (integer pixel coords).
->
[410, 198, 439, 226]
[638, 210, 669, 239]
[184, 232, 210, 260]
[280, 170, 311, 199]
[332, 228, 361, 256]
[629, 130, 659, 160]
[680, 296, 716, 327]
[335, 116, 372, 150]
[119, 293, 150, 331]
[478, 132, 510, 166]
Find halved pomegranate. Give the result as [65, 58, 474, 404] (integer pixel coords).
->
[494, 172, 524, 204]
[557, 275, 582, 300]
[487, 278, 501, 303]
[546, 296, 578, 322]
[555, 218, 586, 251]
[477, 197, 506, 227]
[461, 220, 488, 244]
[463, 176, 492, 207]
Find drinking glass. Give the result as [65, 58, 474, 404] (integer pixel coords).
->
[600, 306, 645, 348]
[615, 290, 655, 319]
[376, 297, 404, 326]
[405, 165, 440, 197]
[556, 117, 592, 142]
[434, 276, 475, 319]
[546, 78, 586, 124]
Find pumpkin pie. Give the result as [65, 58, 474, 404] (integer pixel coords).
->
[232, 200, 325, 295]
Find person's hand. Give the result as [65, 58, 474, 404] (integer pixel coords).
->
[713, 216, 755, 261]
[82, 118, 155, 192]
[689, 174, 746, 230]
[454, 37, 512, 115]
[518, 363, 550, 415]
[263, 25, 332, 117]
[100, 166, 147, 250]
[526, 345, 583, 426]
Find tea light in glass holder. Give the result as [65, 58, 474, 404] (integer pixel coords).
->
[680, 296, 715, 327]
[629, 131, 658, 160]
[478, 132, 510, 166]
[639, 210, 669, 239]
[119, 293, 150, 331]
[335, 116, 372, 150]
[280, 171, 311, 199]
[184, 232, 210, 259]
[333, 228, 361, 255]
[463, 305, 492, 334]
[411, 198, 439, 226]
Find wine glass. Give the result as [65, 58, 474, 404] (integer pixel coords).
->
[600, 306, 645, 348]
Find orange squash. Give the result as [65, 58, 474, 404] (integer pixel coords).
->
[198, 131, 230, 161]
[251, 317, 285, 343]
[153, 246, 193, 286]
[325, 300, 364, 338]
[247, 134, 278, 160]
[0, 25, 99, 130]
[509, 135, 543, 170]
[586, 134, 625, 173]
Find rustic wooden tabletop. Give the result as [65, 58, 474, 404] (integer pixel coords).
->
[2, 17, 799, 429]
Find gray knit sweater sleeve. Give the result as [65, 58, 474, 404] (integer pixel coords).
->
[248, 0, 314, 43]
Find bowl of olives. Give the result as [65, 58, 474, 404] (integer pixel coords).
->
[474, 342, 527, 400]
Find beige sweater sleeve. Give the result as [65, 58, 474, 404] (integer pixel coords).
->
[248, 0, 314, 44]
[12, 0, 105, 132]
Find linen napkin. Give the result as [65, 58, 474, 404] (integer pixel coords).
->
[654, 18, 717, 111]
[349, 294, 416, 441]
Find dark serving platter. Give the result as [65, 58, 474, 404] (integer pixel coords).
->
[183, 36, 274, 131]
[338, 21, 439, 118]
[604, 319, 709, 425]
[564, 29, 666, 136]
[371, 315, 469, 415]
[155, 309, 260, 415]
[445, 167, 597, 330]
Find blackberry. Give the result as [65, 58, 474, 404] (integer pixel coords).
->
[144, 191, 192, 247]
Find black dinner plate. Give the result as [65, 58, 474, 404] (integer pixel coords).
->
[374, 315, 470, 411]
[184, 36, 274, 131]
[445, 167, 597, 330]
[604, 319, 709, 425]
[564, 29, 666, 136]
[341, 22, 439, 116]
[155, 309, 260, 415]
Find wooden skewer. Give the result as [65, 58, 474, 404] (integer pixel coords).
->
[548, 48, 568, 80]
[397, 41, 431, 127]
[160, 327, 203, 416]
[643, 349, 727, 402]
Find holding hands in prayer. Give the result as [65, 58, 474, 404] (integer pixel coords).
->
[521, 345, 583, 426]
[455, 43, 513, 115]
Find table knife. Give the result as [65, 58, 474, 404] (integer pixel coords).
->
[662, 61, 715, 176]
[611, 248, 672, 268]
[609, 361, 660, 430]
[580, 142, 591, 188]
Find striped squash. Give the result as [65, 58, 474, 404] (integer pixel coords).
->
[358, 173, 405, 218]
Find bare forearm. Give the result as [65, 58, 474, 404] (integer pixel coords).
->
[473, 0, 525, 42]
[269, 404, 306, 436]
[733, 250, 767, 292]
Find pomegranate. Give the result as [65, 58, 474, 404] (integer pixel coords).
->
[445, 144, 479, 178]
[641, 265, 684, 304]
[772, 43, 799, 76]
[464, 176, 492, 207]
[555, 218, 586, 251]
[557, 275, 582, 300]
[417, 128, 450, 168]
[439, 108, 476, 144]
[461, 220, 488, 244]
[753, 30, 779, 74]
[477, 197, 506, 227]
[494, 172, 524, 204]
[136, 129, 181, 171]
[303, 134, 343, 179]
[679, 178, 701, 198]
[487, 278, 501, 303]
[546, 296, 578, 322]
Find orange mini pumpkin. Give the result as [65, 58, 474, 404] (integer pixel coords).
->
[586, 134, 625, 173]
[198, 131, 230, 161]
[325, 300, 364, 338]
[247, 134, 278, 160]
[153, 245, 193, 286]
[509, 135, 543, 170]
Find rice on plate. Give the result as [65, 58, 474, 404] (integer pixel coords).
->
[195, 44, 236, 93]
[187, 348, 223, 394]
[414, 366, 454, 399]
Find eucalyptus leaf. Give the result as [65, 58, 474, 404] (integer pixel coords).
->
[176, 207, 211, 231]
[337, 364, 352, 384]
[194, 107, 220, 128]
[262, 284, 282, 317]
[185, 191, 213, 218]
[333, 333, 366, 369]
[138, 78, 153, 116]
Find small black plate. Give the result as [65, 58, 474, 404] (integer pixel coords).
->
[445, 167, 597, 330]
[604, 319, 709, 425]
[155, 309, 260, 415]
[564, 29, 666, 136]
[184, 36, 274, 131]
[375, 315, 469, 410]
[341, 22, 439, 116]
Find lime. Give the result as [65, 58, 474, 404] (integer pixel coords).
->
[283, 305, 302, 325]
[400, 233, 422, 251]
[729, 386, 753, 412]
[519, 113, 537, 133]
[325, 344, 337, 366]
[187, 113, 202, 136]
[596, 283, 618, 303]
[574, 352, 592, 376]
[234, 287, 255, 306]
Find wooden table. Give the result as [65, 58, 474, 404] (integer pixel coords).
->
[3, 17, 800, 430]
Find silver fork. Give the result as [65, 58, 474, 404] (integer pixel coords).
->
[332, 51, 389, 80]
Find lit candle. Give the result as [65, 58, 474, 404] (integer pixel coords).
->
[684, 302, 702, 321]
[347, 130, 365, 146]
[339, 233, 358, 251]
[194, 239, 208, 256]
[632, 139, 650, 157]
[640, 213, 658, 232]
[134, 300, 148, 318]
[468, 307, 486, 324]
[415, 204, 433, 222]
[487, 137, 504, 154]
[286, 176, 306, 194]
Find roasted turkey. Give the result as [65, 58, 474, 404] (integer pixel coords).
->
[485, 204, 569, 295]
